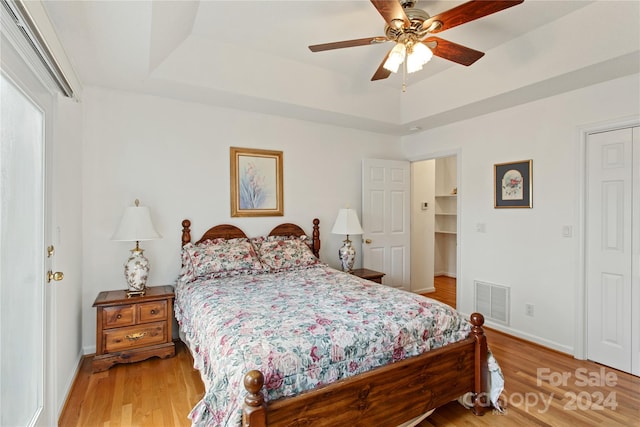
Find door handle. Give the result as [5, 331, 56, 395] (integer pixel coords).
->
[364, 239, 372, 244]
[47, 271, 64, 283]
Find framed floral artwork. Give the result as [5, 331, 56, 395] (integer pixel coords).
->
[230, 147, 283, 217]
[494, 160, 532, 208]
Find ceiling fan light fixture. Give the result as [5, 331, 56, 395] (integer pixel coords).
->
[406, 41, 432, 74]
[383, 42, 406, 73]
[309, 0, 525, 83]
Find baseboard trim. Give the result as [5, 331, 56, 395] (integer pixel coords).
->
[457, 310, 573, 355]
[434, 272, 457, 278]
[58, 352, 93, 424]
[413, 286, 436, 294]
[490, 324, 573, 354]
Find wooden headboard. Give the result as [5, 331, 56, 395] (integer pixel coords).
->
[181, 218, 321, 258]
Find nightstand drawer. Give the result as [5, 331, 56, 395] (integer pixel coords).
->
[103, 305, 135, 328]
[103, 322, 166, 353]
[137, 300, 167, 323]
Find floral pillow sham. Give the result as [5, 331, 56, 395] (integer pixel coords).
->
[255, 237, 319, 271]
[250, 234, 310, 249]
[179, 234, 321, 283]
[180, 237, 266, 282]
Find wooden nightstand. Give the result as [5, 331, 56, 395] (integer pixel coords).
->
[92, 285, 175, 372]
[351, 268, 385, 284]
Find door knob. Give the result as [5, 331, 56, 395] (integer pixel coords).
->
[364, 239, 372, 244]
[47, 271, 64, 283]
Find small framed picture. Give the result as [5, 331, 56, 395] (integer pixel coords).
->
[230, 147, 284, 217]
[494, 160, 532, 208]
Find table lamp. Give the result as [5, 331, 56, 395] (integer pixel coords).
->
[331, 208, 363, 272]
[111, 199, 161, 297]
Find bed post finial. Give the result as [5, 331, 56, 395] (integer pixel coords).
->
[312, 218, 320, 258]
[182, 219, 191, 247]
[470, 312, 484, 329]
[242, 370, 266, 427]
[470, 312, 488, 415]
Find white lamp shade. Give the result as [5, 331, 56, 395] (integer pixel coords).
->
[407, 41, 432, 73]
[412, 42, 432, 63]
[383, 42, 406, 73]
[111, 204, 161, 242]
[331, 208, 364, 235]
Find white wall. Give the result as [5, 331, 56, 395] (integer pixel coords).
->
[410, 159, 435, 293]
[435, 157, 457, 197]
[52, 94, 83, 415]
[403, 74, 640, 353]
[81, 87, 403, 352]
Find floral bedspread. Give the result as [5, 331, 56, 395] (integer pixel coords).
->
[175, 264, 473, 427]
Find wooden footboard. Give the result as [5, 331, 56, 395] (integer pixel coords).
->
[242, 313, 489, 426]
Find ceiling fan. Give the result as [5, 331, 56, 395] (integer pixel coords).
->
[309, 0, 524, 82]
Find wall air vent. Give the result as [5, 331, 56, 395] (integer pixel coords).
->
[474, 280, 510, 325]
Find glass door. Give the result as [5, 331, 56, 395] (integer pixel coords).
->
[0, 59, 52, 427]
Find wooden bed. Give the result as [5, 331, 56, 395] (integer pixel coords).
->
[180, 218, 489, 427]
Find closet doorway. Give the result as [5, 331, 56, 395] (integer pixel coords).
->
[411, 155, 458, 307]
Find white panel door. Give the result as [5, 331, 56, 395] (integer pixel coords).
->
[362, 159, 410, 289]
[586, 127, 636, 374]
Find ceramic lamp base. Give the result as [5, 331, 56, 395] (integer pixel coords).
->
[124, 248, 149, 294]
[338, 238, 356, 272]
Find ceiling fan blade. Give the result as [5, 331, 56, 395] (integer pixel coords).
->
[371, 49, 393, 81]
[309, 37, 388, 52]
[370, 0, 410, 29]
[424, 0, 524, 33]
[424, 37, 484, 66]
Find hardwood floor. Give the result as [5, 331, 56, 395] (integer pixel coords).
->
[59, 341, 204, 427]
[60, 277, 639, 426]
[426, 275, 457, 308]
[419, 276, 640, 426]
[416, 328, 640, 426]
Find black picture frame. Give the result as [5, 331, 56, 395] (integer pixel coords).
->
[494, 160, 532, 208]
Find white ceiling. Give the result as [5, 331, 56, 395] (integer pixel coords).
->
[42, 1, 638, 135]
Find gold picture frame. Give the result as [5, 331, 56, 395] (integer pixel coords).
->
[494, 159, 533, 208]
[230, 147, 283, 217]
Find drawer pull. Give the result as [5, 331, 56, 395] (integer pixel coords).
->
[125, 332, 147, 341]
[150, 309, 156, 315]
[117, 314, 122, 319]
